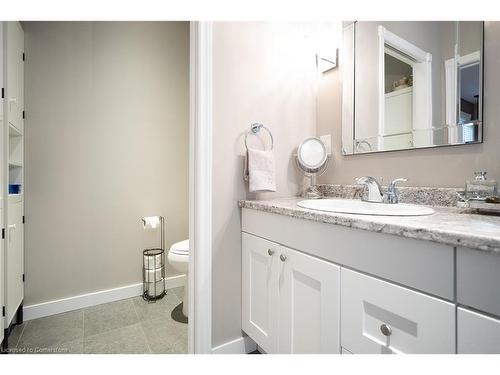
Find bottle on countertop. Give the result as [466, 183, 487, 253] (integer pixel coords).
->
[465, 171, 498, 200]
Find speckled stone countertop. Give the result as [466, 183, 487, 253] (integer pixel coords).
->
[239, 197, 500, 253]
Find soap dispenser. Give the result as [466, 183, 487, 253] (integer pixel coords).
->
[465, 171, 498, 200]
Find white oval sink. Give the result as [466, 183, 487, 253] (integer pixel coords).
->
[297, 198, 434, 216]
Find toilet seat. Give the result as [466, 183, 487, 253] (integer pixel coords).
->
[169, 239, 189, 255]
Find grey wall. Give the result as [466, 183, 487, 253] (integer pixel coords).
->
[211, 22, 318, 347]
[318, 21, 500, 188]
[24, 22, 189, 305]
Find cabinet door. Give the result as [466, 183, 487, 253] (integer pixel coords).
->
[7, 200, 24, 325]
[458, 307, 500, 354]
[7, 22, 24, 132]
[341, 268, 455, 354]
[242, 233, 279, 353]
[279, 247, 340, 354]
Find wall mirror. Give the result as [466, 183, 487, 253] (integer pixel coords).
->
[342, 21, 484, 155]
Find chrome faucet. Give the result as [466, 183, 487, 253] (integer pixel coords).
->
[355, 176, 383, 203]
[355, 176, 408, 204]
[386, 178, 408, 204]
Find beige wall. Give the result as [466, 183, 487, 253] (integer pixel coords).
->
[24, 22, 189, 305]
[318, 21, 500, 188]
[212, 22, 318, 347]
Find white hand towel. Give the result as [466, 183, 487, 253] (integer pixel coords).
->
[247, 147, 276, 192]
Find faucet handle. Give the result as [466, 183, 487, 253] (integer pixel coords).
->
[386, 178, 408, 204]
[389, 178, 408, 189]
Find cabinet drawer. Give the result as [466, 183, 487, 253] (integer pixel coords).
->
[458, 307, 500, 354]
[341, 268, 455, 354]
[457, 247, 500, 316]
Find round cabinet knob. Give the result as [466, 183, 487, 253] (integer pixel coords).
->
[268, 249, 275, 256]
[280, 254, 287, 262]
[380, 323, 392, 337]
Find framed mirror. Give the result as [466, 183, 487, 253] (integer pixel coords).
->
[342, 21, 484, 155]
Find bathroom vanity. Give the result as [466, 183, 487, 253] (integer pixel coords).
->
[239, 197, 500, 354]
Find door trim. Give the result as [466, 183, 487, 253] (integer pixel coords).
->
[189, 21, 213, 354]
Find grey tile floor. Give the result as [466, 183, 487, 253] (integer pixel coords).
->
[7, 287, 187, 354]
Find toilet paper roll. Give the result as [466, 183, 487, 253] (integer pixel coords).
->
[142, 216, 161, 230]
[144, 268, 164, 282]
[144, 253, 163, 270]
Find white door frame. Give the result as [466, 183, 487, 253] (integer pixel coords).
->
[188, 21, 213, 354]
[377, 26, 433, 148]
[445, 50, 481, 143]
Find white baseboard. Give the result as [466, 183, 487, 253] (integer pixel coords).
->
[24, 274, 186, 321]
[211, 335, 257, 354]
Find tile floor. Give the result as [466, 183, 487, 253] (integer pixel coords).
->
[6, 287, 187, 354]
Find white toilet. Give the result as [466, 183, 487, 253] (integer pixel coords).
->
[167, 239, 189, 317]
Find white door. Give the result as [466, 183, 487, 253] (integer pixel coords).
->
[6, 199, 23, 325]
[7, 21, 23, 133]
[458, 307, 500, 354]
[279, 247, 340, 354]
[383, 88, 414, 150]
[242, 232, 279, 353]
[341, 268, 455, 354]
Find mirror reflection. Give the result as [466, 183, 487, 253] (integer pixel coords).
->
[342, 21, 483, 154]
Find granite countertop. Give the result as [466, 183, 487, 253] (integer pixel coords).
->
[239, 197, 500, 253]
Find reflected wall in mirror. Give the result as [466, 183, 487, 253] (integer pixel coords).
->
[342, 21, 484, 155]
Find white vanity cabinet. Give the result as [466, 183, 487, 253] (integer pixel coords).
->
[340, 268, 455, 354]
[242, 232, 340, 354]
[241, 207, 500, 354]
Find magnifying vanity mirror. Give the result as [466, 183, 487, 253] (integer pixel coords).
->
[296, 137, 330, 198]
[342, 21, 484, 155]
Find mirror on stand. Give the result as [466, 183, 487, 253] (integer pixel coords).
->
[295, 137, 330, 198]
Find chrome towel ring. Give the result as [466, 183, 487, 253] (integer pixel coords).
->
[244, 123, 274, 151]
